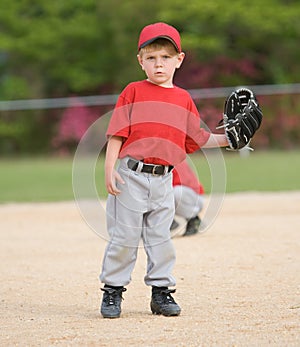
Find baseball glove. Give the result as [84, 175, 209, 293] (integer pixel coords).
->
[220, 88, 263, 150]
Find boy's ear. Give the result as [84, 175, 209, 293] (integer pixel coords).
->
[137, 54, 145, 70]
[176, 52, 185, 69]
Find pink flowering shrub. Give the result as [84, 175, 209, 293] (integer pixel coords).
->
[52, 98, 99, 154]
[254, 94, 300, 149]
[175, 54, 260, 89]
[174, 55, 300, 150]
[198, 94, 300, 150]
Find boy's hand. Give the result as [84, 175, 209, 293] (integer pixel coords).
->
[105, 169, 125, 195]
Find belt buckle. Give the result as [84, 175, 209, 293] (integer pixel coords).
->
[152, 165, 160, 176]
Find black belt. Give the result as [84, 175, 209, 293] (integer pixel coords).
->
[127, 159, 173, 176]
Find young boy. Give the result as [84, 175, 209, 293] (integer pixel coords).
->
[100, 22, 229, 318]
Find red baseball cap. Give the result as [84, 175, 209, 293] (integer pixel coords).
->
[138, 22, 181, 52]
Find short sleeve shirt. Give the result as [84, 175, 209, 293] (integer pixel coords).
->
[106, 80, 210, 166]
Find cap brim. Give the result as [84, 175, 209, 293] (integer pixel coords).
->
[139, 36, 179, 52]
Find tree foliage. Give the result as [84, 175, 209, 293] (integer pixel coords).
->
[0, 0, 300, 153]
[1, 0, 299, 98]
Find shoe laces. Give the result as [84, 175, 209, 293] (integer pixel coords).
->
[101, 287, 126, 305]
[160, 289, 176, 304]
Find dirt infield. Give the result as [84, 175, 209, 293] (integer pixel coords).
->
[1, 192, 300, 346]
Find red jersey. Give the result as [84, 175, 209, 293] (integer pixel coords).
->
[106, 80, 210, 166]
[172, 160, 204, 195]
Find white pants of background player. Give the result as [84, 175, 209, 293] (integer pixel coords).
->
[173, 185, 204, 220]
[100, 157, 176, 288]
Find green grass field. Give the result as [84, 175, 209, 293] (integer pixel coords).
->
[0, 150, 299, 203]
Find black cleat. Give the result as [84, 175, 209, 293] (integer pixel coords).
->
[151, 287, 181, 316]
[100, 286, 126, 318]
[183, 216, 201, 236]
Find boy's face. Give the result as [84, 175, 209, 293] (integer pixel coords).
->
[137, 47, 185, 88]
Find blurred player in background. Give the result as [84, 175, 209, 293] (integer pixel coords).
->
[171, 159, 204, 236]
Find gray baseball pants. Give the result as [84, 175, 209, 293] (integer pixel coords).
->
[174, 185, 204, 220]
[100, 157, 176, 288]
